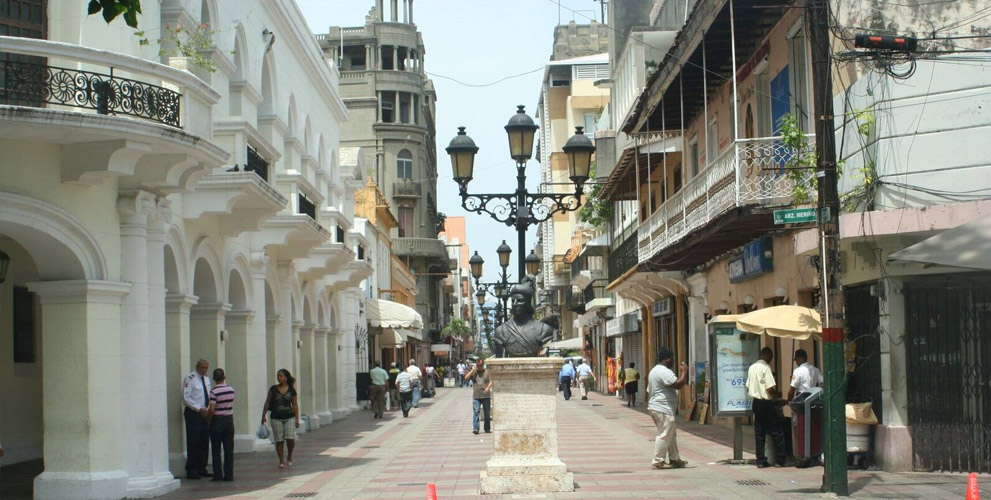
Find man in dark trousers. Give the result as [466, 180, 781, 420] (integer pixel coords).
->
[182, 359, 213, 479]
[746, 347, 787, 468]
[465, 358, 492, 434]
[208, 368, 235, 481]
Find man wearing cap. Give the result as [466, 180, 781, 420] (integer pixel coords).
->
[787, 349, 823, 400]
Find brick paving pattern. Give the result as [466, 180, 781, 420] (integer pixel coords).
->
[3, 385, 987, 499]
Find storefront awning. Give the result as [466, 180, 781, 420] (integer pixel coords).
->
[888, 214, 991, 271]
[379, 328, 405, 347]
[431, 344, 452, 355]
[547, 336, 583, 350]
[366, 298, 423, 329]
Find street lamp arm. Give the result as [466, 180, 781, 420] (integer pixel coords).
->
[460, 192, 520, 227]
[525, 191, 583, 225]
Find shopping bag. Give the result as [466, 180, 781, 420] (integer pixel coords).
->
[845, 402, 878, 425]
[256, 423, 270, 440]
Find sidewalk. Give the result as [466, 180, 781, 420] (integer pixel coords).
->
[2, 386, 985, 499]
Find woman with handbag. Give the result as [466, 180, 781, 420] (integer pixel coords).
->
[261, 368, 300, 468]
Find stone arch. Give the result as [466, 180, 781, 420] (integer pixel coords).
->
[227, 269, 248, 310]
[227, 252, 253, 309]
[303, 116, 313, 154]
[302, 296, 312, 326]
[199, 0, 217, 26]
[287, 94, 298, 137]
[259, 50, 277, 116]
[163, 226, 189, 295]
[0, 192, 107, 280]
[190, 238, 224, 303]
[232, 24, 249, 82]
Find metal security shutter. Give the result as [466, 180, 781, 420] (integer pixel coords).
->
[623, 332, 644, 373]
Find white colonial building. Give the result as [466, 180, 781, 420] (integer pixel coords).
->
[0, 1, 375, 498]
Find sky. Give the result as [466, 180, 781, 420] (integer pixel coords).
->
[294, 0, 607, 288]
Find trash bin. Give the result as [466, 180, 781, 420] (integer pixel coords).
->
[789, 389, 823, 459]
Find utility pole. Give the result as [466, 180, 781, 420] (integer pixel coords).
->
[806, 0, 847, 495]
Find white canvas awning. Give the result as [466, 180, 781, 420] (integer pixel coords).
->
[365, 298, 423, 329]
[888, 214, 991, 271]
[379, 328, 405, 347]
[547, 336, 583, 350]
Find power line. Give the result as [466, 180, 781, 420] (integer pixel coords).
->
[426, 67, 544, 88]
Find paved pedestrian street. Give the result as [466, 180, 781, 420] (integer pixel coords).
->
[0, 386, 983, 500]
[116, 387, 979, 500]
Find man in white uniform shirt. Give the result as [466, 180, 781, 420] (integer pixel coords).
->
[787, 349, 823, 400]
[182, 358, 213, 479]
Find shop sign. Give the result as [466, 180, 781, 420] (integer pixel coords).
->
[728, 236, 774, 283]
[652, 297, 674, 316]
[710, 326, 760, 416]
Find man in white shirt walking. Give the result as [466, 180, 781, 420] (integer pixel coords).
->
[407, 359, 423, 408]
[647, 348, 688, 469]
[787, 349, 823, 400]
[576, 359, 595, 400]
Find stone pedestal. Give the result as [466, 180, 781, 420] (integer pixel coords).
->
[478, 357, 574, 494]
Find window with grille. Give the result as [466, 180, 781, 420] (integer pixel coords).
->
[397, 149, 413, 179]
[573, 64, 610, 80]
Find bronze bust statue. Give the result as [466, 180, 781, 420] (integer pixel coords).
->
[492, 283, 554, 357]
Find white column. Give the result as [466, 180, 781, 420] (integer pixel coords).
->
[277, 264, 295, 372]
[877, 277, 911, 471]
[390, 0, 398, 21]
[165, 293, 196, 474]
[298, 324, 318, 428]
[118, 192, 179, 497]
[344, 288, 362, 412]
[376, 0, 384, 21]
[402, 0, 408, 22]
[408, 0, 414, 23]
[266, 314, 281, 380]
[29, 280, 132, 500]
[328, 327, 349, 419]
[315, 328, 333, 424]
[144, 200, 179, 495]
[235, 252, 276, 451]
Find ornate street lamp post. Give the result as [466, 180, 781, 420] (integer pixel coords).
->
[446, 105, 595, 280]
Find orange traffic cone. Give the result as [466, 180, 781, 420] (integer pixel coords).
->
[967, 473, 980, 500]
[426, 482, 438, 500]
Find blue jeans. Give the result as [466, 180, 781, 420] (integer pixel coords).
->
[473, 398, 491, 432]
[412, 381, 421, 407]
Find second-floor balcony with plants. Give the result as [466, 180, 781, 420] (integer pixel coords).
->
[637, 134, 815, 268]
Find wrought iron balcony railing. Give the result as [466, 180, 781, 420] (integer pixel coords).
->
[566, 287, 586, 314]
[246, 145, 269, 182]
[638, 136, 816, 264]
[608, 233, 638, 282]
[297, 193, 317, 220]
[0, 60, 181, 127]
[583, 279, 608, 304]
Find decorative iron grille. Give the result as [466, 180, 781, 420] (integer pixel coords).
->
[0, 60, 181, 127]
[245, 145, 269, 182]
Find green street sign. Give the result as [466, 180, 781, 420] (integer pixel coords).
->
[773, 208, 817, 224]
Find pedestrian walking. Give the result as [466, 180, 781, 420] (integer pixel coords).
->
[624, 362, 641, 407]
[457, 361, 466, 387]
[559, 360, 576, 400]
[388, 362, 401, 410]
[424, 363, 436, 398]
[787, 349, 823, 401]
[261, 368, 300, 469]
[746, 347, 787, 468]
[407, 359, 423, 407]
[207, 368, 235, 482]
[466, 358, 492, 434]
[647, 349, 688, 469]
[181, 358, 213, 479]
[369, 361, 388, 419]
[576, 359, 595, 400]
[396, 365, 414, 417]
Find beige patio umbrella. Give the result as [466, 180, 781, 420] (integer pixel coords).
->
[735, 305, 821, 340]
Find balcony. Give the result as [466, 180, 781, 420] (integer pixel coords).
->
[570, 255, 606, 289]
[608, 233, 638, 283]
[566, 287, 586, 314]
[246, 145, 269, 182]
[0, 36, 226, 189]
[638, 136, 815, 270]
[392, 180, 422, 198]
[392, 237, 448, 261]
[583, 279, 613, 313]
